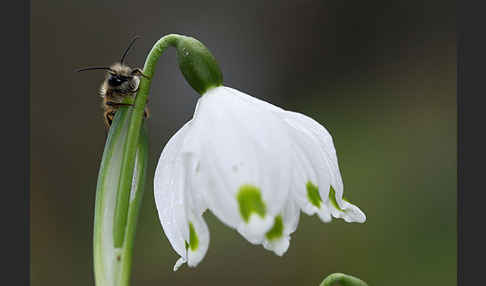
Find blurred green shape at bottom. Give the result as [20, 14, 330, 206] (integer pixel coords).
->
[320, 273, 369, 286]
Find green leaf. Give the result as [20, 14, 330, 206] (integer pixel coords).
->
[93, 108, 148, 286]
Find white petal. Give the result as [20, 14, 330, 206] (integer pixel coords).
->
[173, 258, 186, 272]
[222, 92, 344, 222]
[154, 122, 211, 270]
[281, 199, 301, 235]
[327, 198, 367, 223]
[262, 200, 300, 256]
[263, 236, 290, 256]
[342, 200, 366, 223]
[275, 114, 333, 222]
[185, 211, 210, 267]
[154, 123, 192, 262]
[289, 133, 333, 222]
[182, 154, 210, 268]
[227, 86, 284, 113]
[219, 90, 361, 223]
[238, 214, 274, 244]
[280, 110, 366, 223]
[190, 86, 294, 242]
[228, 92, 338, 222]
[282, 111, 344, 203]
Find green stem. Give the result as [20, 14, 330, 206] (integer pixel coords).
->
[320, 273, 369, 286]
[112, 34, 177, 247]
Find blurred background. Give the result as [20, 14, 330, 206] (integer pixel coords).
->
[31, 1, 456, 285]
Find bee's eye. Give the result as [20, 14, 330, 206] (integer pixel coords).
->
[108, 75, 124, 87]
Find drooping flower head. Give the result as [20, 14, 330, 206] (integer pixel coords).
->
[153, 36, 365, 271]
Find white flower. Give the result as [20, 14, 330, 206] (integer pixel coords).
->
[154, 86, 366, 271]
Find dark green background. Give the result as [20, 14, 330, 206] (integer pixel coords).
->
[31, 1, 456, 285]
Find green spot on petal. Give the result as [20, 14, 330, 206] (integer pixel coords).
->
[306, 181, 322, 207]
[237, 184, 266, 222]
[329, 186, 344, 212]
[265, 215, 284, 240]
[188, 222, 199, 251]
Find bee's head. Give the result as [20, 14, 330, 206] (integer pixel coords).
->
[107, 63, 140, 91]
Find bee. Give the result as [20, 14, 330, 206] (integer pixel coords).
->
[77, 36, 150, 129]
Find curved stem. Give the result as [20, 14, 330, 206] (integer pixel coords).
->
[320, 273, 369, 286]
[112, 34, 179, 247]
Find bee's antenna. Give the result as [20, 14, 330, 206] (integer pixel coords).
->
[76, 67, 115, 73]
[120, 36, 141, 64]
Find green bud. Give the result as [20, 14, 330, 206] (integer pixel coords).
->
[174, 35, 223, 94]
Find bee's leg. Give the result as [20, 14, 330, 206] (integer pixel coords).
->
[106, 102, 148, 121]
[131, 68, 150, 79]
[104, 110, 115, 129]
[144, 106, 150, 119]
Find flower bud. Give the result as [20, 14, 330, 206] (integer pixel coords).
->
[174, 35, 223, 94]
